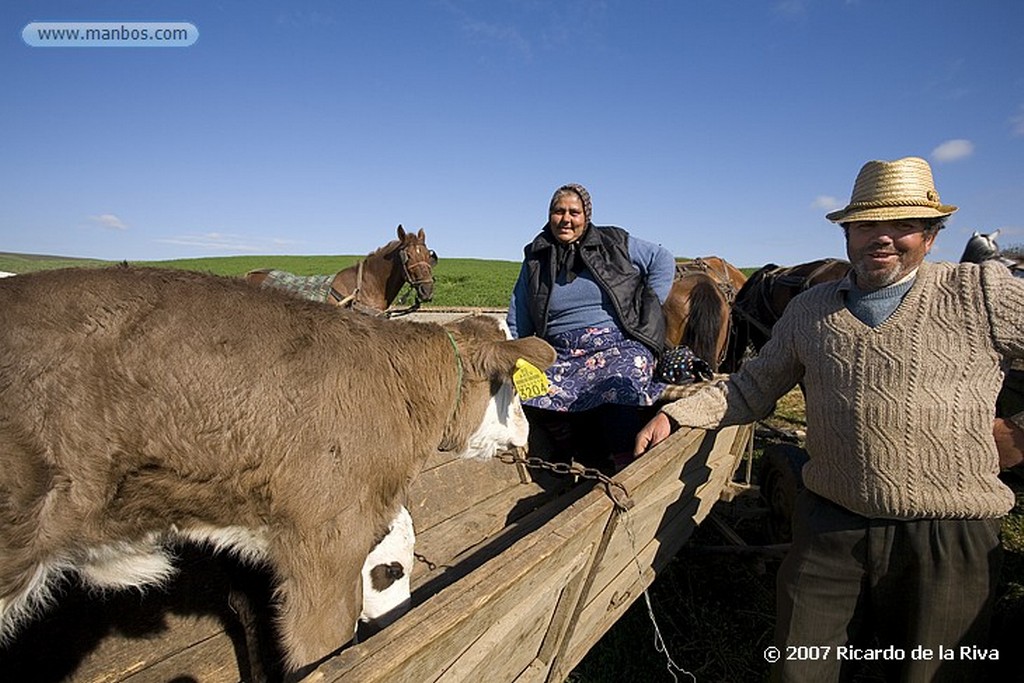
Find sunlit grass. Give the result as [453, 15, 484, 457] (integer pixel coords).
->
[0, 251, 522, 309]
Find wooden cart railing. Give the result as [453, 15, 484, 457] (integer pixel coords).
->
[306, 423, 752, 683]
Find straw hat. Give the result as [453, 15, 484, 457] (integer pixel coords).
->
[826, 157, 957, 224]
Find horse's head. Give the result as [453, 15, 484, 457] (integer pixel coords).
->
[960, 230, 1000, 264]
[724, 258, 851, 371]
[396, 225, 437, 302]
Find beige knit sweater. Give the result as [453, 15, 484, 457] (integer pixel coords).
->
[662, 261, 1024, 519]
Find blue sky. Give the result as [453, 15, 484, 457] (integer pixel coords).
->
[2, 1, 1022, 268]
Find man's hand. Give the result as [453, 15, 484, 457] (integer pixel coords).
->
[635, 411, 673, 455]
[994, 417, 1024, 469]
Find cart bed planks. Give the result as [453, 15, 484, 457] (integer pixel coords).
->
[0, 309, 752, 683]
[311, 423, 752, 683]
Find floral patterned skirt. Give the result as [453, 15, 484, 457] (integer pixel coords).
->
[524, 326, 666, 412]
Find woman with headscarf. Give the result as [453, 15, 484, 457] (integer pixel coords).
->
[506, 183, 678, 471]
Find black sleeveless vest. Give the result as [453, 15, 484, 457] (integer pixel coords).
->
[521, 224, 666, 355]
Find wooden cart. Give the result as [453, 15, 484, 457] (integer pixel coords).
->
[0, 312, 753, 683]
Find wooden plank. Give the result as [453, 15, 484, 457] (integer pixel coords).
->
[307, 425, 747, 683]
[582, 425, 748, 595]
[408, 455, 523, 533]
[408, 455, 581, 595]
[119, 631, 239, 683]
[308, 515, 603, 683]
[418, 449, 459, 472]
[548, 424, 751, 680]
[410, 479, 552, 591]
[556, 508, 697, 673]
[0, 549, 250, 683]
[308, 467, 618, 681]
[434, 546, 590, 683]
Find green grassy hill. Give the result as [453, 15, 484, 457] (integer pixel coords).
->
[0, 252, 109, 273]
[0, 252, 523, 309]
[0, 252, 762, 311]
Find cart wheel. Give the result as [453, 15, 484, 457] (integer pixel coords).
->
[759, 444, 808, 544]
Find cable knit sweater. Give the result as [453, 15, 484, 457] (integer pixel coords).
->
[661, 260, 1024, 519]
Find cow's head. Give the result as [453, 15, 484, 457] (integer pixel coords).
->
[439, 316, 555, 459]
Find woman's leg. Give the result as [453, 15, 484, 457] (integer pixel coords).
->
[593, 404, 653, 472]
[522, 405, 580, 464]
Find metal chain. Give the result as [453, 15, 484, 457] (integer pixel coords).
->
[413, 552, 437, 571]
[498, 449, 692, 681]
[413, 453, 632, 572]
[495, 451, 634, 513]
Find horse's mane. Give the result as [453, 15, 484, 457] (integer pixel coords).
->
[732, 264, 778, 321]
[365, 239, 402, 260]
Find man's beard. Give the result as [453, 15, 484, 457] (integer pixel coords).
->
[852, 260, 904, 291]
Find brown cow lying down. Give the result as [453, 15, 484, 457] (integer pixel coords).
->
[0, 266, 555, 676]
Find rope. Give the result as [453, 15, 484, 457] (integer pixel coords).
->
[444, 331, 463, 420]
[618, 507, 696, 683]
[844, 197, 943, 209]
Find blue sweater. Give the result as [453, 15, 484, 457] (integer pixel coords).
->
[506, 234, 675, 338]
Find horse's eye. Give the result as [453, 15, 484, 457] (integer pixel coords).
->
[429, 250, 438, 266]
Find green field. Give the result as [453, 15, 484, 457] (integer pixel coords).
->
[0, 251, 523, 309]
[0, 251, 763, 311]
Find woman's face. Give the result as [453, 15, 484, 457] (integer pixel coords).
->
[548, 192, 588, 244]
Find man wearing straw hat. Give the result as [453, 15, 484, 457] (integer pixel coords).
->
[636, 156, 1024, 681]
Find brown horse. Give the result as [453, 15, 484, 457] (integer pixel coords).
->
[245, 225, 437, 315]
[663, 256, 747, 372]
[724, 258, 851, 371]
[723, 229, 1024, 372]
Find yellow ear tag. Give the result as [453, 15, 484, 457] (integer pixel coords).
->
[513, 358, 549, 400]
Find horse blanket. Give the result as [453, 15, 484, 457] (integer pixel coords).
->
[261, 270, 336, 303]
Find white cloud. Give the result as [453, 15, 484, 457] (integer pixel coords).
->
[462, 17, 531, 59]
[89, 213, 128, 230]
[275, 9, 336, 28]
[931, 139, 974, 163]
[1011, 106, 1024, 137]
[774, 0, 808, 17]
[812, 195, 842, 211]
[156, 232, 301, 253]
[438, 0, 533, 62]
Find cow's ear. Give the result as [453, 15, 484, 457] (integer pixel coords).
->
[502, 337, 556, 374]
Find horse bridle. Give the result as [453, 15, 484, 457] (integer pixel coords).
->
[398, 242, 438, 301]
[329, 242, 438, 314]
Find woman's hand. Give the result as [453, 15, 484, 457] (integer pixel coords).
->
[634, 411, 673, 455]
[994, 417, 1024, 469]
